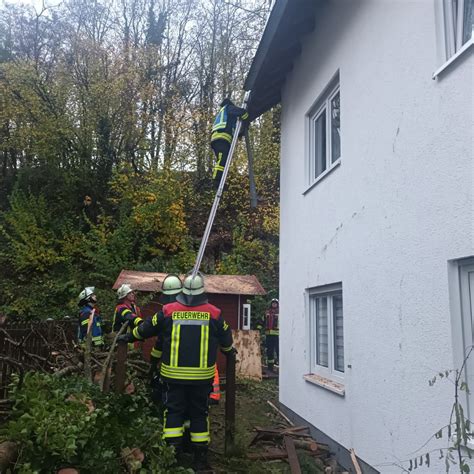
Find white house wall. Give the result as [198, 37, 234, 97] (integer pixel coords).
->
[279, 0, 473, 471]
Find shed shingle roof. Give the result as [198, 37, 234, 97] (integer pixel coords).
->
[112, 270, 266, 296]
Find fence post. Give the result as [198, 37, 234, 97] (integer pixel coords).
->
[225, 352, 236, 455]
[115, 342, 128, 393]
[46, 318, 54, 343]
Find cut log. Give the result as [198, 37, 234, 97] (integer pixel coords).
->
[0, 441, 17, 471]
[325, 455, 339, 474]
[293, 439, 321, 452]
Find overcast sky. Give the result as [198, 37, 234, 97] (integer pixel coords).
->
[2, 0, 62, 12]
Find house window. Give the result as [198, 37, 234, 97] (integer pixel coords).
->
[307, 78, 341, 185]
[443, 0, 473, 58]
[308, 284, 344, 378]
[458, 261, 474, 418]
[242, 303, 251, 330]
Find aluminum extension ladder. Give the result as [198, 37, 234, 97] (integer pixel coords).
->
[191, 90, 251, 278]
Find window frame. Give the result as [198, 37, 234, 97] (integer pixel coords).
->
[242, 303, 251, 330]
[458, 261, 474, 420]
[306, 283, 344, 383]
[449, 257, 474, 421]
[305, 74, 341, 190]
[442, 0, 473, 58]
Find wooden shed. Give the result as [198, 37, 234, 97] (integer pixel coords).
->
[112, 270, 266, 371]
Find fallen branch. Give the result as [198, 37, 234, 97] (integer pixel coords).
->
[100, 322, 129, 392]
[247, 450, 288, 461]
[0, 356, 29, 371]
[267, 400, 294, 426]
[53, 363, 83, 378]
[127, 362, 148, 374]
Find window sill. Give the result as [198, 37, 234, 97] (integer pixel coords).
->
[303, 159, 341, 195]
[432, 38, 473, 79]
[303, 373, 345, 396]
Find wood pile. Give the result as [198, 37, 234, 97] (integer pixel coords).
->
[248, 425, 335, 472]
[248, 401, 350, 473]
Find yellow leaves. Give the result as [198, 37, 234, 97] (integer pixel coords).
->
[107, 167, 190, 255]
[145, 192, 157, 203]
[261, 205, 280, 235]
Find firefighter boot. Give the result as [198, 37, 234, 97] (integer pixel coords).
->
[193, 444, 211, 472]
[182, 421, 192, 454]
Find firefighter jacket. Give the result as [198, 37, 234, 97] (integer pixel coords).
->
[78, 305, 104, 346]
[132, 301, 233, 384]
[211, 103, 249, 144]
[151, 336, 163, 360]
[264, 307, 279, 336]
[113, 302, 143, 332]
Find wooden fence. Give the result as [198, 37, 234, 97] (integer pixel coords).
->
[0, 320, 77, 399]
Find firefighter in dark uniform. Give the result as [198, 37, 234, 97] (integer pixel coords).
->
[149, 274, 184, 403]
[211, 97, 249, 187]
[118, 272, 234, 471]
[264, 298, 279, 371]
[77, 287, 104, 347]
[113, 284, 143, 332]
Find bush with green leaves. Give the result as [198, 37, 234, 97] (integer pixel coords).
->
[0, 372, 178, 473]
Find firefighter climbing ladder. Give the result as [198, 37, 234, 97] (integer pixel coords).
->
[191, 90, 252, 278]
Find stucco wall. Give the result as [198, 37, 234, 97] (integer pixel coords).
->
[278, 0, 473, 471]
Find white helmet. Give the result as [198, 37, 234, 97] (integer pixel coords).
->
[161, 274, 183, 295]
[78, 287, 95, 303]
[182, 272, 205, 296]
[117, 283, 134, 300]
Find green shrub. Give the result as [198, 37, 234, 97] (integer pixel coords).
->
[0, 373, 178, 473]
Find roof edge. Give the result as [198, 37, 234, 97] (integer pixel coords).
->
[244, 0, 288, 91]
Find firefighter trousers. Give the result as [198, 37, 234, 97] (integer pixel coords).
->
[162, 381, 212, 448]
[211, 139, 231, 187]
[266, 334, 279, 366]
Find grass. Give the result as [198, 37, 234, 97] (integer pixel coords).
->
[207, 378, 325, 474]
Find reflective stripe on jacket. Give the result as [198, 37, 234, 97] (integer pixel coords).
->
[265, 308, 279, 336]
[209, 367, 221, 401]
[134, 301, 233, 384]
[113, 303, 143, 332]
[78, 306, 103, 345]
[211, 104, 249, 144]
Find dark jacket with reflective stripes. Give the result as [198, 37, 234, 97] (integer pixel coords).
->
[78, 305, 103, 345]
[133, 301, 233, 384]
[113, 303, 143, 332]
[264, 308, 279, 335]
[211, 104, 249, 144]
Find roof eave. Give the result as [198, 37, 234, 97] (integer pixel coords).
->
[244, 0, 289, 91]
